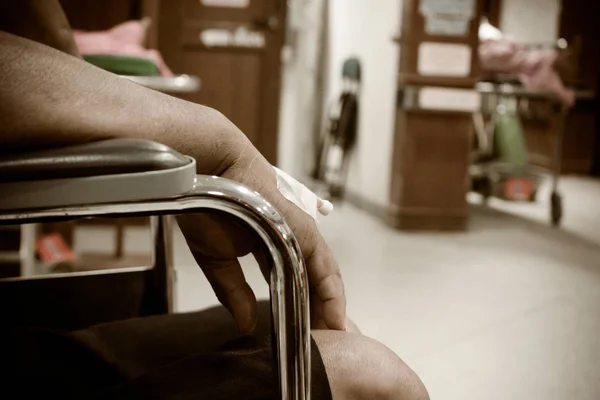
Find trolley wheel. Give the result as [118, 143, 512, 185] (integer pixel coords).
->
[323, 144, 347, 200]
[528, 189, 537, 203]
[479, 176, 493, 205]
[550, 191, 563, 227]
[328, 184, 344, 199]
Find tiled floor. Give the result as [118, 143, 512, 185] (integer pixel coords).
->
[76, 175, 600, 399]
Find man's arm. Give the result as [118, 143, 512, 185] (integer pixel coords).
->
[0, 31, 239, 174]
[0, 30, 347, 332]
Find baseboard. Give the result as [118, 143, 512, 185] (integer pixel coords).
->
[528, 154, 593, 175]
[388, 205, 469, 231]
[388, 212, 468, 231]
[343, 190, 469, 231]
[341, 190, 389, 221]
[562, 159, 593, 175]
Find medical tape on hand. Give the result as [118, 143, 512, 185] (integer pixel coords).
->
[273, 167, 333, 221]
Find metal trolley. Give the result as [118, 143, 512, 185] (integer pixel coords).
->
[471, 80, 594, 226]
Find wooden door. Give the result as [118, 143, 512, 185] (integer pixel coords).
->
[157, 0, 285, 164]
[60, 0, 140, 31]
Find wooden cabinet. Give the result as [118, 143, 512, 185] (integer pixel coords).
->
[389, 0, 483, 231]
[390, 110, 473, 230]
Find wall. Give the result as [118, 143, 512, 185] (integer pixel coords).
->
[325, 0, 401, 207]
[277, 0, 326, 178]
[499, 0, 560, 42]
[278, 0, 401, 209]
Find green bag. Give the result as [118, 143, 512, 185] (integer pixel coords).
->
[493, 106, 528, 166]
[83, 54, 159, 76]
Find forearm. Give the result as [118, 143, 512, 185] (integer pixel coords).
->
[0, 31, 243, 175]
[0, 0, 80, 57]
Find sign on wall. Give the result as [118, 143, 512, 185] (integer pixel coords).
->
[419, 0, 476, 37]
[200, 26, 265, 48]
[201, 0, 250, 8]
[417, 42, 471, 77]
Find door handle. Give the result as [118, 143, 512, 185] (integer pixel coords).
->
[253, 15, 280, 31]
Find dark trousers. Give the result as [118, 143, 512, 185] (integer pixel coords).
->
[2, 301, 332, 399]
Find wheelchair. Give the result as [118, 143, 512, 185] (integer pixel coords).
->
[0, 138, 311, 400]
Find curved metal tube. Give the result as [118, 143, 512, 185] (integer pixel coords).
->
[121, 75, 202, 93]
[0, 175, 311, 400]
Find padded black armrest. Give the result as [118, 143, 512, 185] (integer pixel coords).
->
[0, 139, 190, 183]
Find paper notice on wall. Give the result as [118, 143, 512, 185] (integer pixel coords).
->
[419, 87, 480, 112]
[202, 0, 250, 8]
[200, 27, 265, 48]
[419, 0, 476, 36]
[425, 17, 470, 36]
[418, 42, 471, 77]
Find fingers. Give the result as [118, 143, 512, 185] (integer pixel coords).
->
[194, 255, 258, 334]
[177, 212, 258, 333]
[253, 210, 346, 331]
[310, 293, 328, 329]
[279, 202, 347, 331]
[251, 243, 272, 283]
[306, 239, 346, 331]
[198, 152, 348, 332]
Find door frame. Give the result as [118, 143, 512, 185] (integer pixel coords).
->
[257, 0, 287, 164]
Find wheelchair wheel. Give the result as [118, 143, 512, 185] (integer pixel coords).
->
[550, 191, 563, 227]
[323, 143, 347, 199]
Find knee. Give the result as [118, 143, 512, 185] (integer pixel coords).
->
[313, 331, 429, 400]
[350, 336, 429, 400]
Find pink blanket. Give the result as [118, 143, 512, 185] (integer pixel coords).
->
[73, 19, 173, 77]
[479, 36, 574, 106]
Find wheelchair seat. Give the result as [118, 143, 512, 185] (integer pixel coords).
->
[0, 139, 195, 330]
[0, 139, 196, 211]
[0, 139, 190, 181]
